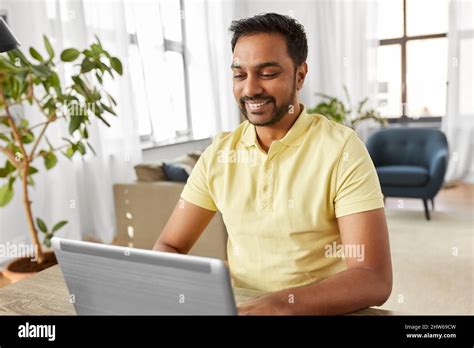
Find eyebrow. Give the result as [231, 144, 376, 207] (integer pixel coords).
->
[230, 61, 283, 69]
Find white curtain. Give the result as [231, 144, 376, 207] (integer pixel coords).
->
[310, 0, 379, 142]
[184, 0, 241, 136]
[125, 0, 177, 142]
[442, 0, 474, 184]
[0, 0, 142, 266]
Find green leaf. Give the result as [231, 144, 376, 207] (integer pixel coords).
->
[98, 61, 111, 75]
[29, 47, 44, 62]
[61, 137, 74, 145]
[95, 114, 111, 127]
[0, 160, 14, 178]
[20, 119, 29, 128]
[101, 102, 116, 116]
[0, 183, 14, 207]
[43, 235, 52, 248]
[71, 75, 91, 98]
[4, 160, 16, 175]
[77, 141, 86, 155]
[95, 71, 103, 84]
[0, 133, 10, 142]
[28, 166, 39, 175]
[81, 58, 96, 73]
[110, 57, 123, 75]
[5, 49, 29, 69]
[81, 126, 89, 139]
[0, 58, 21, 73]
[1, 117, 10, 127]
[21, 130, 34, 144]
[14, 70, 28, 87]
[94, 34, 103, 49]
[86, 141, 96, 155]
[60, 48, 80, 62]
[30, 64, 51, 78]
[69, 115, 86, 135]
[91, 43, 103, 56]
[49, 72, 61, 95]
[65, 146, 75, 158]
[52, 220, 68, 232]
[27, 175, 35, 187]
[106, 92, 117, 107]
[7, 144, 21, 157]
[43, 36, 55, 60]
[44, 152, 57, 170]
[36, 217, 48, 233]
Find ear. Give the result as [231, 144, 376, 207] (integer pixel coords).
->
[296, 62, 308, 91]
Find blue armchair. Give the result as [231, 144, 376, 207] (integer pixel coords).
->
[366, 128, 449, 220]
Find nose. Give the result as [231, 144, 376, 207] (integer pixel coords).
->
[242, 74, 263, 98]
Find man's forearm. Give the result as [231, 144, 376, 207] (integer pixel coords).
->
[267, 268, 392, 315]
[153, 242, 181, 253]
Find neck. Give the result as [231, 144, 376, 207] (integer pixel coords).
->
[255, 103, 302, 153]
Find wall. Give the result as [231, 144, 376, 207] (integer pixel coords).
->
[142, 138, 212, 162]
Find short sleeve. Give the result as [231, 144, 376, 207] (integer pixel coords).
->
[334, 132, 384, 218]
[180, 144, 218, 211]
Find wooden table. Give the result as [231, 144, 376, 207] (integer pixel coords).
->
[0, 265, 396, 315]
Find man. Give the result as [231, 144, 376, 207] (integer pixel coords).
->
[153, 13, 392, 315]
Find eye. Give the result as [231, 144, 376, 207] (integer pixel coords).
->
[233, 74, 246, 80]
[261, 73, 278, 78]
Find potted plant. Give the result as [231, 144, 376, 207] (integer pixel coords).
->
[307, 85, 388, 129]
[0, 35, 123, 282]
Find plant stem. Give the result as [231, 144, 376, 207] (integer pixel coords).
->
[50, 143, 69, 153]
[1, 88, 44, 264]
[29, 114, 55, 160]
[21, 158, 44, 263]
[31, 143, 69, 161]
[28, 115, 66, 131]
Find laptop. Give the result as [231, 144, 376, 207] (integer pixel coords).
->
[52, 237, 237, 315]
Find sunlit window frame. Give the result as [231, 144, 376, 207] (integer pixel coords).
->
[379, 0, 447, 124]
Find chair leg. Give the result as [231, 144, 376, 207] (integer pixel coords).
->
[422, 199, 431, 220]
[430, 198, 435, 211]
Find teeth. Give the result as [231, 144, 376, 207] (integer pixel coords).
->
[247, 101, 269, 109]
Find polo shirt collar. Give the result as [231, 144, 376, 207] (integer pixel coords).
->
[240, 104, 313, 148]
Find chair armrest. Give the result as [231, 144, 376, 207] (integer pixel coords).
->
[429, 149, 448, 178]
[426, 149, 449, 197]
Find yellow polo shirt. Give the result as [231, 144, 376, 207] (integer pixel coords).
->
[181, 105, 384, 292]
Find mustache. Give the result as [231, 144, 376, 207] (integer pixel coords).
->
[240, 95, 275, 104]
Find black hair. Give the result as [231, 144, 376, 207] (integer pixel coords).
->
[229, 13, 308, 67]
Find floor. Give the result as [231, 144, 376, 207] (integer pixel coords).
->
[380, 183, 473, 314]
[1, 183, 473, 314]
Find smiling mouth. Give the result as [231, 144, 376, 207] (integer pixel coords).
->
[245, 100, 273, 112]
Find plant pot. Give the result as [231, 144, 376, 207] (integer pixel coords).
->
[3, 251, 57, 284]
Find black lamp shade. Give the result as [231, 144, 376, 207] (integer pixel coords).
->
[0, 17, 20, 53]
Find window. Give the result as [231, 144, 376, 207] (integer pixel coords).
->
[125, 0, 191, 145]
[376, 0, 449, 120]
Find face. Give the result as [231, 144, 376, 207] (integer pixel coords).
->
[231, 33, 306, 126]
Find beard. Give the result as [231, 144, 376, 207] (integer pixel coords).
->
[239, 83, 297, 127]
